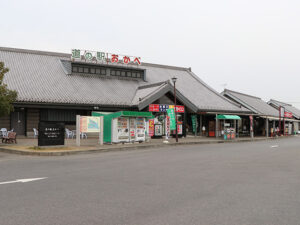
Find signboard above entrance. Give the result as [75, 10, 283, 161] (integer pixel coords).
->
[71, 49, 141, 65]
[284, 112, 293, 118]
[149, 104, 185, 113]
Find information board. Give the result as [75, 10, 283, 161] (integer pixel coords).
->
[80, 116, 101, 132]
[38, 122, 65, 146]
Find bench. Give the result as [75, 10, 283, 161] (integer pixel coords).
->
[2, 132, 17, 144]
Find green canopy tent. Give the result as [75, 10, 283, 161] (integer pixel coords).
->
[92, 111, 153, 143]
[216, 115, 241, 139]
[216, 115, 241, 120]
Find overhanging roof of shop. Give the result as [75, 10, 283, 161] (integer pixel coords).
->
[268, 99, 300, 119]
[132, 81, 198, 113]
[222, 89, 279, 117]
[0, 46, 250, 113]
[217, 115, 241, 120]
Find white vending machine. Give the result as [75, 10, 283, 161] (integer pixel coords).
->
[112, 117, 129, 143]
[129, 117, 136, 142]
[135, 117, 146, 142]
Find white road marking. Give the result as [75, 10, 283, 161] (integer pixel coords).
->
[0, 177, 47, 185]
[270, 145, 279, 148]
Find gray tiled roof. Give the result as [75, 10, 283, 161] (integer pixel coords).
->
[268, 99, 300, 119]
[0, 47, 249, 113]
[223, 89, 279, 117]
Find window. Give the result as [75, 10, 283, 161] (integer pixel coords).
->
[72, 66, 78, 72]
[71, 64, 144, 79]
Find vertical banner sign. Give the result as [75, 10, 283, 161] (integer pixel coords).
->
[149, 119, 154, 137]
[249, 116, 253, 132]
[165, 116, 170, 138]
[191, 115, 197, 133]
[167, 108, 176, 130]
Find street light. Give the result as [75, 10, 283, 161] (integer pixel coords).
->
[172, 77, 178, 143]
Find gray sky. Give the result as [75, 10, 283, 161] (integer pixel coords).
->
[1, 0, 300, 108]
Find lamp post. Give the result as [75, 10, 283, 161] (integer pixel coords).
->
[172, 77, 178, 143]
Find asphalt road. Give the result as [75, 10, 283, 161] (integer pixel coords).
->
[1, 137, 300, 225]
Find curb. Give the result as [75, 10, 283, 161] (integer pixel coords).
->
[0, 137, 283, 156]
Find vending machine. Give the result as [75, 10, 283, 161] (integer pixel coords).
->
[112, 117, 129, 143]
[129, 118, 136, 142]
[135, 117, 146, 142]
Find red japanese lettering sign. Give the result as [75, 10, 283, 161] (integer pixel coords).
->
[284, 112, 293, 118]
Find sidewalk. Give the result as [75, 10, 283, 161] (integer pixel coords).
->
[0, 136, 286, 156]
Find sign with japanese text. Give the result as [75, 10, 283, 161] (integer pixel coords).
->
[71, 49, 141, 66]
[149, 104, 185, 113]
[80, 116, 101, 133]
[191, 115, 197, 133]
[149, 119, 154, 137]
[38, 122, 65, 146]
[165, 116, 170, 137]
[167, 108, 176, 130]
[284, 112, 293, 118]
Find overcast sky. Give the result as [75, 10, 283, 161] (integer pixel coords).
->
[1, 0, 300, 108]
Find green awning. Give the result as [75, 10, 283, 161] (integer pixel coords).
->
[216, 115, 241, 120]
[92, 111, 153, 118]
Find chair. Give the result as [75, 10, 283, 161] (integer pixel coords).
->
[0, 128, 8, 138]
[2, 132, 17, 144]
[65, 128, 75, 139]
[33, 128, 38, 138]
[81, 132, 87, 139]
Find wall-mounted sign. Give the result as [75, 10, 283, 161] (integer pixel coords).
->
[71, 49, 141, 65]
[284, 112, 293, 118]
[149, 104, 185, 113]
[80, 116, 101, 133]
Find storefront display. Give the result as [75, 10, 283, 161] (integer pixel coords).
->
[154, 123, 163, 136]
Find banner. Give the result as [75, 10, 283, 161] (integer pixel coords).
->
[167, 108, 176, 130]
[80, 116, 100, 132]
[165, 116, 170, 137]
[149, 119, 154, 137]
[191, 115, 197, 133]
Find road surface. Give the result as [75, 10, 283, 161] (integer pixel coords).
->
[1, 137, 300, 225]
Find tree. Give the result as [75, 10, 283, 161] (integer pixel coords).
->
[0, 62, 17, 117]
